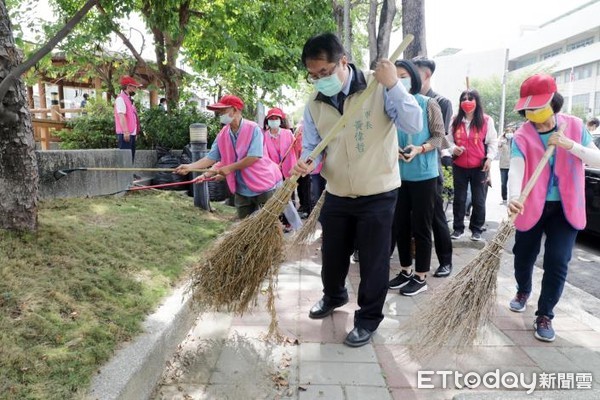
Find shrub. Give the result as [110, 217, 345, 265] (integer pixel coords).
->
[54, 99, 116, 149]
[138, 105, 221, 150]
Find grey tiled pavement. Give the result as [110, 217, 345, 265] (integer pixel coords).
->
[151, 231, 600, 400]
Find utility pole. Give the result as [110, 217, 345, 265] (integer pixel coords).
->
[499, 48, 510, 135]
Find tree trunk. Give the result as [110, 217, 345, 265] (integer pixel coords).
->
[0, 1, 38, 231]
[367, 0, 378, 69]
[368, 0, 396, 69]
[401, 0, 427, 59]
[332, 0, 344, 39]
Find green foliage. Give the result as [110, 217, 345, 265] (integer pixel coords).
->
[184, 0, 336, 109]
[139, 105, 222, 150]
[0, 192, 233, 399]
[54, 99, 116, 149]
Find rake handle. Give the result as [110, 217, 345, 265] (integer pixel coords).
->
[509, 123, 566, 222]
[81, 167, 211, 173]
[289, 34, 415, 184]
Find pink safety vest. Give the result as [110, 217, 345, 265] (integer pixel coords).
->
[452, 115, 489, 168]
[513, 113, 586, 231]
[216, 120, 281, 194]
[263, 128, 298, 179]
[114, 92, 139, 135]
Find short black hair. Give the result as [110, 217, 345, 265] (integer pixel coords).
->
[412, 56, 436, 75]
[83, 93, 89, 99]
[517, 92, 564, 117]
[160, 98, 167, 103]
[394, 59, 422, 95]
[301, 33, 345, 66]
[587, 117, 600, 128]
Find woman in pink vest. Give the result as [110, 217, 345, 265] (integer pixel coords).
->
[262, 108, 298, 179]
[447, 89, 498, 241]
[174, 95, 281, 219]
[508, 74, 600, 342]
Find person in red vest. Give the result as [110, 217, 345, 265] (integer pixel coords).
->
[446, 89, 498, 241]
[174, 95, 282, 219]
[508, 74, 600, 342]
[114, 76, 143, 163]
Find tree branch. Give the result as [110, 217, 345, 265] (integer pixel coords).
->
[0, 0, 99, 102]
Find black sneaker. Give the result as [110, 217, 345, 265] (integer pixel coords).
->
[433, 264, 452, 278]
[471, 232, 482, 241]
[400, 276, 428, 296]
[389, 270, 413, 289]
[450, 230, 463, 240]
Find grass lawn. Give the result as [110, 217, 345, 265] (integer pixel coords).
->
[0, 191, 234, 399]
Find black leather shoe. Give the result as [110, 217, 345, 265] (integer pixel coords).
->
[343, 327, 374, 347]
[433, 264, 452, 278]
[308, 298, 348, 319]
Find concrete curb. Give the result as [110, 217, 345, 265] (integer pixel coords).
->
[86, 285, 196, 400]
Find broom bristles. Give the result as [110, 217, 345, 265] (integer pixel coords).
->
[188, 179, 297, 314]
[289, 190, 326, 248]
[403, 219, 515, 360]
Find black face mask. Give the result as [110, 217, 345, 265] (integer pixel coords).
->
[128, 91, 136, 97]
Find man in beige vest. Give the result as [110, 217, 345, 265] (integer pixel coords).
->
[292, 33, 422, 347]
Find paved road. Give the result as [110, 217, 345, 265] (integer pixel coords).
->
[480, 161, 600, 302]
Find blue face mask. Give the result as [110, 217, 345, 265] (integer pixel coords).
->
[400, 77, 412, 92]
[313, 73, 343, 97]
[267, 119, 281, 129]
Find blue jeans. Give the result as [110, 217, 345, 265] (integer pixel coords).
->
[117, 134, 136, 163]
[512, 202, 578, 319]
[500, 168, 509, 201]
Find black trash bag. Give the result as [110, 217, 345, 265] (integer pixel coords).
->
[152, 153, 190, 190]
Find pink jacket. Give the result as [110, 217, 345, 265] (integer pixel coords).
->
[513, 113, 586, 231]
[114, 92, 139, 135]
[216, 120, 281, 194]
[263, 128, 298, 179]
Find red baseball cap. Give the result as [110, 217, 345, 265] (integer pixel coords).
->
[514, 74, 556, 111]
[266, 107, 286, 120]
[120, 75, 142, 87]
[207, 95, 244, 111]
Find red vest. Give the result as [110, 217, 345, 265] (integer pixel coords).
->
[452, 115, 489, 168]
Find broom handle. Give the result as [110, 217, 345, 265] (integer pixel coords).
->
[83, 167, 212, 173]
[509, 124, 566, 222]
[288, 34, 415, 184]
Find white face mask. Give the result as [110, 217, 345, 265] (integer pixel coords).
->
[400, 77, 412, 92]
[219, 112, 234, 125]
[267, 119, 281, 129]
[505, 133, 513, 140]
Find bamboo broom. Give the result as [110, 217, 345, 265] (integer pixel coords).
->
[188, 35, 415, 324]
[403, 125, 564, 360]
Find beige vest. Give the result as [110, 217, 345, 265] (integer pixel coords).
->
[308, 72, 400, 197]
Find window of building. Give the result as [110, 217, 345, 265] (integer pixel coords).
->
[515, 56, 537, 69]
[553, 71, 564, 84]
[566, 37, 594, 52]
[572, 94, 590, 111]
[542, 48, 562, 60]
[594, 92, 600, 116]
[573, 63, 594, 80]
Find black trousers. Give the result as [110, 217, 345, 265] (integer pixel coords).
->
[296, 175, 312, 213]
[452, 165, 487, 234]
[117, 134, 136, 163]
[391, 178, 437, 273]
[432, 175, 453, 266]
[319, 189, 397, 332]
